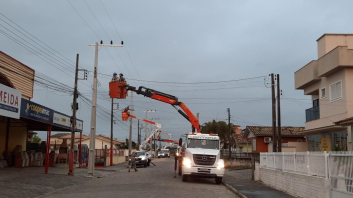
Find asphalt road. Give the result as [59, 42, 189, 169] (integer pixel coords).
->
[44, 158, 238, 198]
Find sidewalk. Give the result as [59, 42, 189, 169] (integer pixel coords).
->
[223, 169, 295, 198]
[0, 163, 128, 198]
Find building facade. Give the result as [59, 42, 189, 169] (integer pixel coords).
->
[295, 34, 353, 151]
[243, 126, 306, 153]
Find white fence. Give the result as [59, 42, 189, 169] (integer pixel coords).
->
[260, 152, 328, 178]
[260, 151, 353, 197]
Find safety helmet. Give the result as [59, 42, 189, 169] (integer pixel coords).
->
[133, 150, 136, 153]
[113, 72, 117, 75]
[119, 73, 123, 76]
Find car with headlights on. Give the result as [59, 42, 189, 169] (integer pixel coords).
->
[157, 151, 165, 158]
[135, 151, 151, 167]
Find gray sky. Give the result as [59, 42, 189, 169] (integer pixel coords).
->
[1, 0, 352, 143]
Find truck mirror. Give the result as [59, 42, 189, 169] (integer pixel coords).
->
[179, 138, 182, 147]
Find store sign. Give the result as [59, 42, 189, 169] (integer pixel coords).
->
[20, 98, 53, 124]
[53, 112, 83, 131]
[0, 84, 22, 119]
[53, 112, 71, 128]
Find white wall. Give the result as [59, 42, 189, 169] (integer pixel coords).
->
[259, 168, 329, 198]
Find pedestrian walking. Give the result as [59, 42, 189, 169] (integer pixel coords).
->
[129, 150, 138, 172]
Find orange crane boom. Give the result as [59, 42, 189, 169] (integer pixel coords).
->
[126, 86, 200, 133]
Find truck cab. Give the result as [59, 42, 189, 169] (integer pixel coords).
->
[179, 133, 224, 184]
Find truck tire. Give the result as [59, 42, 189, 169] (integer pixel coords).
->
[215, 177, 222, 184]
[178, 160, 182, 176]
[182, 175, 188, 182]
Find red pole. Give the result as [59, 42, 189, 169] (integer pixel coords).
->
[79, 132, 82, 168]
[45, 125, 52, 174]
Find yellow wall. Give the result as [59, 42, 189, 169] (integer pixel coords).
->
[0, 117, 27, 154]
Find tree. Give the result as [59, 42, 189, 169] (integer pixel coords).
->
[201, 120, 236, 156]
[32, 135, 41, 143]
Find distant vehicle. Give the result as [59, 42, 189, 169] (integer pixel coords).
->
[158, 151, 165, 158]
[135, 151, 151, 167]
[161, 149, 170, 158]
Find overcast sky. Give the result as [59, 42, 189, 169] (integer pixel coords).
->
[1, 0, 352, 143]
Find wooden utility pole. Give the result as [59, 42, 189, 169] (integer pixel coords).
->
[227, 108, 232, 158]
[69, 54, 79, 175]
[277, 74, 282, 152]
[138, 120, 140, 146]
[271, 73, 277, 152]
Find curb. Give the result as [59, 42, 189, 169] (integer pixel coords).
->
[222, 182, 248, 198]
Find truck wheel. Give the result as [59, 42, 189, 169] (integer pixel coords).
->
[215, 177, 222, 184]
[182, 175, 188, 182]
[178, 161, 182, 176]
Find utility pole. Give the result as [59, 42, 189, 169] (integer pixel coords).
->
[88, 41, 123, 176]
[110, 100, 119, 166]
[143, 110, 156, 140]
[69, 54, 79, 175]
[129, 91, 133, 155]
[271, 73, 277, 152]
[138, 120, 140, 146]
[227, 108, 232, 159]
[277, 74, 282, 152]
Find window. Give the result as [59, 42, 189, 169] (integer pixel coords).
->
[321, 88, 326, 98]
[252, 139, 256, 151]
[330, 81, 342, 101]
[307, 135, 321, 151]
[331, 131, 347, 151]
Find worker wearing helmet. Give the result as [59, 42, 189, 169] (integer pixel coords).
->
[111, 72, 119, 82]
[128, 150, 138, 172]
[118, 73, 126, 83]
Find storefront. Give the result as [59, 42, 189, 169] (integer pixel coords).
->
[0, 51, 83, 173]
[306, 130, 348, 151]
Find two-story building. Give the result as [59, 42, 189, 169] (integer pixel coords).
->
[295, 34, 353, 151]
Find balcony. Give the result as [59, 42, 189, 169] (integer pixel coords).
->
[295, 60, 320, 89]
[306, 106, 320, 122]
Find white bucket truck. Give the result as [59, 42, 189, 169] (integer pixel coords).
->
[178, 133, 224, 184]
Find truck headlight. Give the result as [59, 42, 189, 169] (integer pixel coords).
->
[217, 160, 225, 169]
[182, 158, 191, 168]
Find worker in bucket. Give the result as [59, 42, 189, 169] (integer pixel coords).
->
[111, 72, 119, 82]
[118, 73, 126, 83]
[128, 150, 138, 172]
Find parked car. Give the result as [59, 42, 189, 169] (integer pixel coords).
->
[157, 151, 165, 158]
[135, 151, 151, 167]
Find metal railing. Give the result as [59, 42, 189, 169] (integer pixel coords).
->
[260, 151, 353, 196]
[305, 106, 320, 122]
[260, 152, 328, 178]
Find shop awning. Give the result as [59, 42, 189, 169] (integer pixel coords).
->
[19, 98, 83, 132]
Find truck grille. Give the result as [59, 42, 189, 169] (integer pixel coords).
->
[193, 154, 216, 166]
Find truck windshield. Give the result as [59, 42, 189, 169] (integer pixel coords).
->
[187, 139, 219, 149]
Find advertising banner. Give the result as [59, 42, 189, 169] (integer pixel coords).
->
[53, 112, 83, 131]
[0, 84, 22, 119]
[20, 98, 53, 124]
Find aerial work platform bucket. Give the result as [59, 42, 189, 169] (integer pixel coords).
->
[109, 82, 127, 99]
[122, 112, 129, 121]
